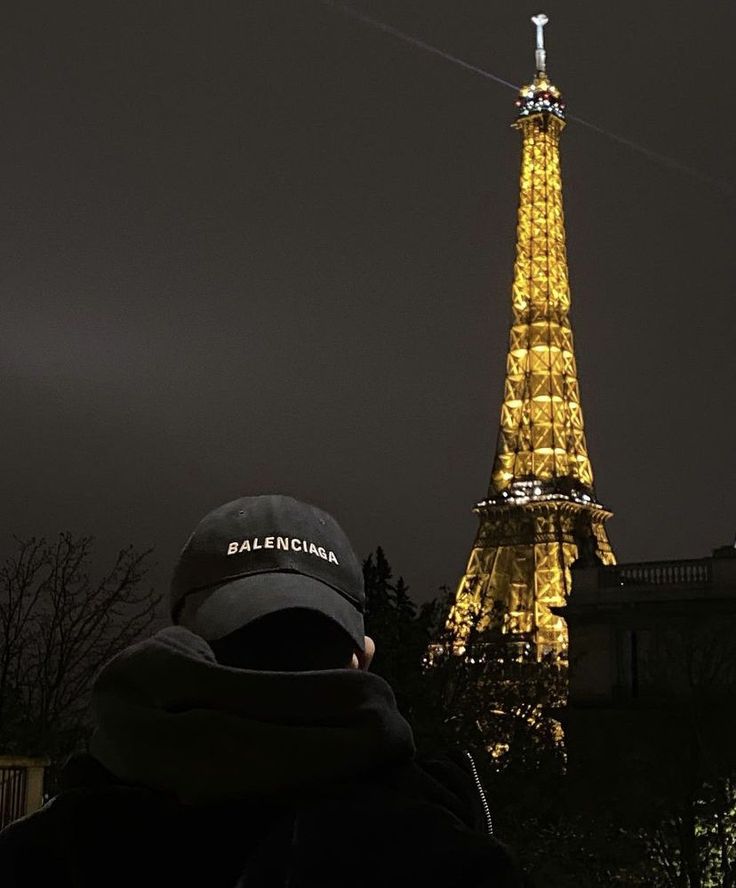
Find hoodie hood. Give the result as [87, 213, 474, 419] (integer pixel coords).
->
[90, 626, 415, 805]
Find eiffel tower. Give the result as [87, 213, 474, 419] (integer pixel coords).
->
[449, 14, 615, 656]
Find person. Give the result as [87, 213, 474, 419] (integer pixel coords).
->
[0, 494, 526, 887]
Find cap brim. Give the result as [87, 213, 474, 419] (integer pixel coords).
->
[181, 572, 365, 651]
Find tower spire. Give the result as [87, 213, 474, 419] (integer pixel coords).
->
[531, 12, 548, 74]
[448, 16, 615, 656]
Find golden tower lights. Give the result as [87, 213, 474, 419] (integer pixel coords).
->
[449, 14, 615, 656]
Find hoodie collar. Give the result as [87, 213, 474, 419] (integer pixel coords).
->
[90, 627, 415, 805]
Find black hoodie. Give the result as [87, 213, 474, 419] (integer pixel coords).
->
[0, 627, 525, 887]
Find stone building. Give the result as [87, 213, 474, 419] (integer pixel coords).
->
[560, 544, 736, 813]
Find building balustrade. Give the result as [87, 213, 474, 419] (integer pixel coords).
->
[600, 559, 712, 588]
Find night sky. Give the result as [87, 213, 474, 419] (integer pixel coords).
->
[1, 0, 734, 605]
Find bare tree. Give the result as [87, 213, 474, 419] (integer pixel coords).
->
[629, 621, 736, 888]
[0, 533, 159, 760]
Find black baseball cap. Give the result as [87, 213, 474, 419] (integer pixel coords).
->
[170, 495, 366, 650]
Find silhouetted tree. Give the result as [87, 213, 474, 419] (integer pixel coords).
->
[362, 548, 566, 770]
[624, 622, 736, 887]
[362, 548, 433, 724]
[0, 533, 159, 767]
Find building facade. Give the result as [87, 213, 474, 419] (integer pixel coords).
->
[561, 545, 736, 810]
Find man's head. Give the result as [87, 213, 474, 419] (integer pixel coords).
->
[170, 495, 374, 671]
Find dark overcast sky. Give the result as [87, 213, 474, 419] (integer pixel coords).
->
[1, 0, 734, 605]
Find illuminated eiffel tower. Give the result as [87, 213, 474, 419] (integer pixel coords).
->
[449, 14, 615, 656]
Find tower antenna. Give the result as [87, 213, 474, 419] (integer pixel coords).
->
[531, 13, 548, 74]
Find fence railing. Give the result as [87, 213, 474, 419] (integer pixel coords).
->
[600, 559, 712, 588]
[0, 757, 48, 830]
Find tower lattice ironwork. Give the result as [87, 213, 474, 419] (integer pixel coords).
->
[449, 14, 615, 656]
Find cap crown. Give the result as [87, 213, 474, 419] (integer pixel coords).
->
[170, 495, 365, 620]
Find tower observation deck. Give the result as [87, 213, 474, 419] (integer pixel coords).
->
[449, 14, 615, 655]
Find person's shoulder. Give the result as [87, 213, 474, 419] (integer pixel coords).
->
[0, 784, 159, 844]
[0, 759, 288, 888]
[0, 794, 82, 886]
[295, 751, 527, 888]
[0, 777, 178, 887]
[368, 748, 491, 832]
